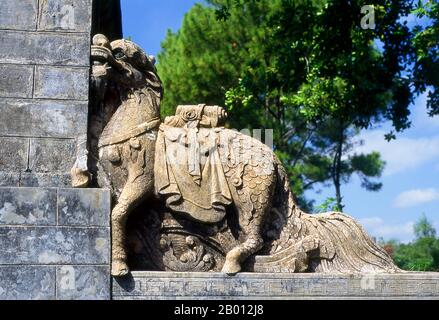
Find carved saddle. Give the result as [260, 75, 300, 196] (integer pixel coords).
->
[154, 105, 233, 223]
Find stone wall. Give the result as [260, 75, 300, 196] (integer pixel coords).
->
[0, 187, 110, 300]
[0, 1, 114, 300]
[0, 0, 92, 188]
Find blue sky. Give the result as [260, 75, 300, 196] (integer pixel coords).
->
[121, 0, 438, 243]
[121, 0, 201, 57]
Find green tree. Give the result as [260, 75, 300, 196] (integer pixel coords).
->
[394, 238, 439, 271]
[414, 213, 437, 239]
[216, 0, 438, 119]
[411, 0, 438, 116]
[158, 2, 254, 117]
[309, 122, 385, 210]
[385, 215, 439, 271]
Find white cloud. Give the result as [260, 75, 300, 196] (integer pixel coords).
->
[376, 222, 414, 239]
[349, 93, 439, 176]
[352, 130, 439, 176]
[359, 217, 414, 242]
[359, 217, 384, 229]
[411, 93, 439, 130]
[393, 188, 439, 208]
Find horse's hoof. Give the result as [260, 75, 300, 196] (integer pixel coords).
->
[70, 167, 90, 188]
[221, 260, 241, 275]
[111, 260, 129, 277]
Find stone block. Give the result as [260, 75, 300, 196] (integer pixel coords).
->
[58, 188, 110, 227]
[0, 98, 87, 138]
[0, 172, 20, 187]
[38, 0, 92, 33]
[56, 266, 110, 300]
[0, 64, 34, 98]
[0, 137, 29, 171]
[0, 0, 38, 31]
[0, 266, 55, 300]
[0, 227, 110, 264]
[29, 138, 76, 173]
[19, 173, 72, 188]
[0, 187, 56, 225]
[0, 31, 89, 66]
[112, 271, 439, 300]
[34, 66, 89, 100]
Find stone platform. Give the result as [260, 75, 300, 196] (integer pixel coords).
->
[112, 271, 439, 300]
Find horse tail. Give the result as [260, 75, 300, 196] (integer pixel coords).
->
[257, 156, 400, 273]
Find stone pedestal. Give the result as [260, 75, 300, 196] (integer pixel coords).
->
[0, 187, 111, 300]
[112, 271, 439, 300]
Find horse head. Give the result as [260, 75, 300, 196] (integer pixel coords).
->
[90, 33, 162, 105]
[71, 34, 163, 188]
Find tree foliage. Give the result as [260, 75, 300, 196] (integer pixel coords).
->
[411, 0, 438, 116]
[383, 215, 439, 272]
[414, 213, 437, 239]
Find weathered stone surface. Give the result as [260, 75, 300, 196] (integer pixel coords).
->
[0, 227, 109, 264]
[38, 0, 92, 33]
[0, 187, 56, 225]
[56, 266, 110, 300]
[0, 0, 91, 187]
[0, 172, 20, 187]
[0, 187, 110, 300]
[113, 272, 439, 300]
[34, 67, 89, 100]
[0, 0, 108, 301]
[19, 173, 72, 188]
[0, 0, 38, 31]
[58, 188, 110, 227]
[0, 31, 89, 66]
[29, 138, 76, 173]
[0, 98, 87, 138]
[0, 266, 55, 300]
[0, 137, 29, 171]
[0, 64, 34, 98]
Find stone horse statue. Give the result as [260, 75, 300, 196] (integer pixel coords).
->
[71, 34, 399, 276]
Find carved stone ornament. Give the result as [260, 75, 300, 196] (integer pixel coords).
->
[71, 34, 400, 276]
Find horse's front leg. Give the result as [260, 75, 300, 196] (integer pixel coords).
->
[110, 139, 155, 276]
[111, 175, 155, 276]
[111, 189, 132, 276]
